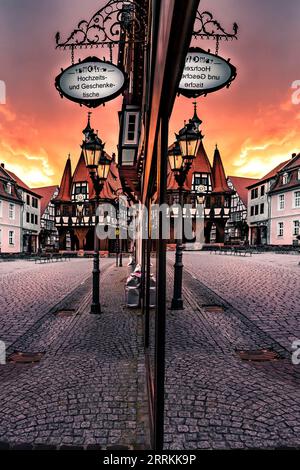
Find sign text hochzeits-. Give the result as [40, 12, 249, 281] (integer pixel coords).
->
[55, 57, 126, 108]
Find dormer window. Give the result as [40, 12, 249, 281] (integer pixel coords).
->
[72, 182, 89, 201]
[282, 173, 288, 185]
[298, 169, 300, 181]
[5, 182, 12, 194]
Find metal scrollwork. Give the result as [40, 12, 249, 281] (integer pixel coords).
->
[193, 10, 238, 41]
[55, 0, 147, 50]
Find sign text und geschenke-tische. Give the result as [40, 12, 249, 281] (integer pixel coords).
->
[179, 48, 237, 98]
[55, 56, 127, 108]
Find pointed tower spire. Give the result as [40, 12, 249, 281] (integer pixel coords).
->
[56, 155, 72, 201]
[83, 112, 93, 140]
[191, 101, 202, 130]
[212, 146, 231, 193]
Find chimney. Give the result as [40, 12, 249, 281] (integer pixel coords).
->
[1, 163, 4, 168]
[292, 153, 297, 159]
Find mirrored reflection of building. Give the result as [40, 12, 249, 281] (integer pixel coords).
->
[167, 108, 234, 244]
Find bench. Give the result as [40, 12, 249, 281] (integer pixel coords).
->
[210, 247, 252, 257]
[35, 253, 70, 264]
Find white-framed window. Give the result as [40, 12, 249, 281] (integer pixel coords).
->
[293, 220, 300, 236]
[72, 182, 89, 201]
[0, 200, 2, 217]
[277, 222, 284, 237]
[294, 191, 300, 208]
[278, 194, 285, 210]
[9, 230, 15, 245]
[9, 203, 15, 220]
[282, 172, 288, 185]
[123, 111, 139, 145]
[5, 182, 12, 194]
[298, 169, 300, 180]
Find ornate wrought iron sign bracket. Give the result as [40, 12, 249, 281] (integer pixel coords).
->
[55, 0, 148, 51]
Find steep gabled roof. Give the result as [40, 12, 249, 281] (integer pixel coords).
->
[212, 146, 232, 193]
[33, 185, 58, 215]
[72, 151, 97, 200]
[228, 176, 259, 207]
[280, 153, 300, 171]
[55, 156, 72, 202]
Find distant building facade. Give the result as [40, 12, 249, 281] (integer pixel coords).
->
[226, 176, 259, 243]
[247, 161, 289, 245]
[269, 153, 300, 245]
[0, 164, 23, 253]
[5, 171, 42, 253]
[33, 186, 59, 251]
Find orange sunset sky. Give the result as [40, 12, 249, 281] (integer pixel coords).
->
[0, 0, 300, 188]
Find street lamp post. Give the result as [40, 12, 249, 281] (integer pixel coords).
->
[169, 121, 202, 310]
[82, 125, 112, 314]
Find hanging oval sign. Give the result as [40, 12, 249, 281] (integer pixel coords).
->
[179, 47, 237, 98]
[55, 56, 127, 108]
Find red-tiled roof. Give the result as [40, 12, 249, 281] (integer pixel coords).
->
[4, 169, 42, 198]
[72, 151, 96, 200]
[228, 176, 259, 207]
[281, 153, 300, 171]
[56, 157, 72, 202]
[33, 185, 58, 215]
[212, 147, 232, 193]
[0, 166, 23, 203]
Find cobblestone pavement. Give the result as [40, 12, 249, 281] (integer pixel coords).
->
[0, 259, 148, 448]
[0, 259, 92, 346]
[165, 252, 300, 449]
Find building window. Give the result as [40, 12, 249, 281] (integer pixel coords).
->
[260, 203, 264, 214]
[0, 200, 2, 217]
[294, 191, 300, 208]
[9, 203, 15, 220]
[192, 173, 211, 192]
[26, 194, 30, 205]
[293, 220, 300, 236]
[250, 206, 254, 216]
[261, 185, 265, 196]
[31, 213, 34, 224]
[32, 197, 38, 208]
[282, 173, 288, 185]
[278, 194, 285, 210]
[0, 228, 1, 246]
[35, 214, 38, 225]
[9, 230, 15, 245]
[62, 205, 69, 216]
[123, 112, 139, 145]
[277, 222, 284, 237]
[251, 188, 258, 199]
[255, 205, 259, 215]
[5, 183, 12, 194]
[26, 212, 30, 223]
[72, 182, 89, 201]
[298, 169, 300, 180]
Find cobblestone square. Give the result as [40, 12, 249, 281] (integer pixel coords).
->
[0, 253, 299, 449]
